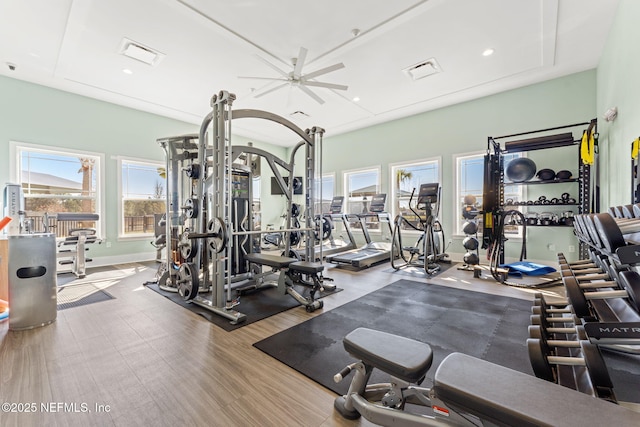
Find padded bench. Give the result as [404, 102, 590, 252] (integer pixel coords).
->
[243, 253, 324, 274]
[344, 328, 640, 426]
[244, 253, 298, 269]
[435, 352, 640, 427]
[344, 328, 433, 384]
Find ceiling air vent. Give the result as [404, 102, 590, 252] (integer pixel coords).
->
[118, 38, 165, 66]
[402, 58, 441, 81]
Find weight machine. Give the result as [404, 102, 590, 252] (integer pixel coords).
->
[390, 183, 449, 274]
[163, 91, 330, 323]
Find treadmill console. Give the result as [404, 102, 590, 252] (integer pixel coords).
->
[369, 194, 387, 213]
[417, 183, 439, 209]
[329, 196, 344, 214]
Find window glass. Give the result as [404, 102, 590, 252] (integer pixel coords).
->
[391, 160, 439, 229]
[120, 159, 165, 236]
[17, 145, 101, 237]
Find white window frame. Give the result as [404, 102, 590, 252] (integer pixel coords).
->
[10, 141, 105, 238]
[343, 166, 381, 231]
[389, 157, 441, 227]
[315, 172, 335, 214]
[117, 156, 165, 240]
[453, 151, 525, 238]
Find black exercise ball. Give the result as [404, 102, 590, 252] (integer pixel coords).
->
[462, 221, 478, 235]
[463, 252, 480, 265]
[556, 170, 572, 180]
[506, 158, 536, 183]
[462, 236, 479, 250]
[536, 168, 556, 181]
[462, 205, 479, 219]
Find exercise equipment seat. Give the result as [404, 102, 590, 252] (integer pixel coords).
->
[289, 261, 324, 275]
[343, 328, 433, 384]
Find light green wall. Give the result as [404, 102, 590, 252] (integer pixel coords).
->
[321, 70, 597, 263]
[597, 0, 640, 209]
[0, 76, 285, 262]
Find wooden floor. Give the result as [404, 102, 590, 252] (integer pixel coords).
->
[0, 261, 564, 427]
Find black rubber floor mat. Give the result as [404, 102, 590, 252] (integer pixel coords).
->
[254, 279, 640, 402]
[255, 280, 538, 395]
[145, 282, 342, 332]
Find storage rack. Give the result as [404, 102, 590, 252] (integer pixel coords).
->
[482, 119, 597, 263]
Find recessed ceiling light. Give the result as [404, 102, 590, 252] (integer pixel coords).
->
[122, 68, 133, 75]
[482, 48, 495, 57]
[353, 97, 360, 102]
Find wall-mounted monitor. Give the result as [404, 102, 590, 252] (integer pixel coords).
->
[270, 176, 303, 195]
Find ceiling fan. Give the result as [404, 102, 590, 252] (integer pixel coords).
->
[239, 47, 348, 104]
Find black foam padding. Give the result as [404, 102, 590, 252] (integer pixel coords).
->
[244, 253, 297, 269]
[343, 328, 433, 384]
[433, 352, 640, 427]
[254, 280, 534, 395]
[289, 261, 324, 274]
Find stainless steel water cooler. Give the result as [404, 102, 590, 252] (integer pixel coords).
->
[8, 233, 57, 330]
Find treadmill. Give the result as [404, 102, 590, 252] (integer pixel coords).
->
[326, 194, 393, 268]
[296, 196, 358, 261]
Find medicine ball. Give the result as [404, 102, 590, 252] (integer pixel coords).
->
[462, 221, 478, 235]
[462, 205, 479, 219]
[462, 236, 479, 250]
[463, 194, 477, 205]
[556, 170, 572, 180]
[506, 158, 536, 183]
[463, 252, 479, 265]
[536, 168, 555, 181]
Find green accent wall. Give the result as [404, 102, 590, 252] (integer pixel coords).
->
[0, 76, 285, 262]
[322, 70, 597, 263]
[597, 0, 640, 209]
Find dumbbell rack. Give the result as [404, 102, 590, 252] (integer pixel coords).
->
[483, 119, 596, 263]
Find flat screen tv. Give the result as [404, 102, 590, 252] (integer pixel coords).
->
[270, 176, 303, 195]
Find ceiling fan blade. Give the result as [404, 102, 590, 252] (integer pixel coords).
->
[254, 82, 289, 98]
[254, 54, 290, 78]
[302, 81, 348, 91]
[293, 47, 308, 78]
[298, 84, 325, 104]
[238, 76, 289, 82]
[303, 62, 345, 80]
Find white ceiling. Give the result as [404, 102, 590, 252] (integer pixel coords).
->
[0, 0, 619, 146]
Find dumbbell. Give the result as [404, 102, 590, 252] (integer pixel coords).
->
[563, 271, 640, 319]
[573, 215, 606, 249]
[593, 212, 640, 253]
[527, 337, 615, 400]
[530, 314, 579, 336]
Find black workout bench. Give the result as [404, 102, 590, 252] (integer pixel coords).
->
[244, 253, 332, 312]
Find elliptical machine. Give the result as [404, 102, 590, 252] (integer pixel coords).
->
[390, 183, 448, 274]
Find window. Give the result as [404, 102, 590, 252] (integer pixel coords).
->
[119, 158, 165, 237]
[314, 173, 335, 214]
[252, 176, 261, 229]
[390, 158, 440, 229]
[455, 152, 524, 236]
[12, 142, 103, 238]
[344, 167, 380, 229]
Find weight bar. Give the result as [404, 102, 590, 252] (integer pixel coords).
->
[530, 314, 578, 335]
[527, 338, 614, 397]
[529, 326, 581, 348]
[563, 273, 640, 319]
